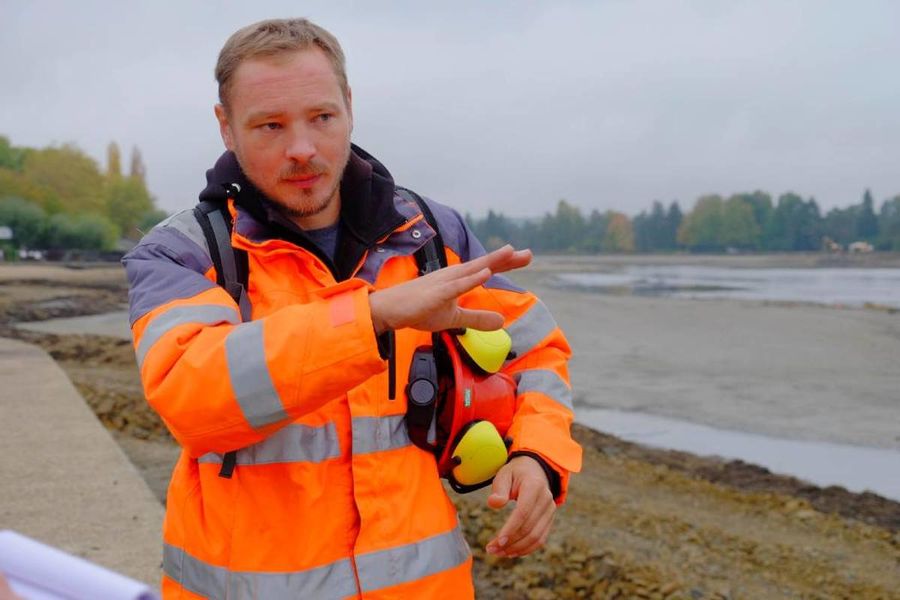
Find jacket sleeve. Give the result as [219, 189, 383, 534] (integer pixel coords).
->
[425, 202, 583, 504]
[123, 212, 386, 457]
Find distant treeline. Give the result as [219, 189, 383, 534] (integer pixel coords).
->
[0, 136, 168, 252]
[467, 190, 900, 253]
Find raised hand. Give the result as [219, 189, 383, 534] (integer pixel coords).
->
[369, 245, 532, 334]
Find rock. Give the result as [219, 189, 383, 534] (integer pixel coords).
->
[569, 552, 588, 564]
[565, 571, 590, 589]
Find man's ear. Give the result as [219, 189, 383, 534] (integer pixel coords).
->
[214, 104, 234, 150]
[346, 87, 354, 134]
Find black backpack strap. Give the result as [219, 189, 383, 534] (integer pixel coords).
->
[193, 197, 249, 478]
[396, 187, 447, 274]
[395, 187, 451, 456]
[194, 200, 251, 321]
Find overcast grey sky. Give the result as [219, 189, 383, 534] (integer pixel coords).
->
[2, 1, 899, 217]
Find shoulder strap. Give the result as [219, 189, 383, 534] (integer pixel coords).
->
[193, 200, 251, 321]
[396, 187, 450, 455]
[396, 187, 447, 274]
[193, 198, 249, 479]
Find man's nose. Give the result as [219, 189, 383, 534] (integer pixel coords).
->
[285, 130, 316, 163]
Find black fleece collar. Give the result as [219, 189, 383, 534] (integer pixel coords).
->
[198, 144, 407, 280]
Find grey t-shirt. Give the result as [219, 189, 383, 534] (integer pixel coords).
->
[261, 201, 340, 262]
[304, 223, 340, 261]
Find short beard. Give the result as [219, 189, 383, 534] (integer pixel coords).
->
[277, 177, 342, 219]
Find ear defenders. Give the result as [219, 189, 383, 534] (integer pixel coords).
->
[406, 329, 517, 493]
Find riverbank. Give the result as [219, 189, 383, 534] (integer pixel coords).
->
[2, 261, 899, 599]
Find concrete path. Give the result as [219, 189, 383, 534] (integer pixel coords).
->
[14, 310, 132, 340]
[0, 337, 164, 586]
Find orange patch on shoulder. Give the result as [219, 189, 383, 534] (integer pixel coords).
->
[329, 293, 355, 327]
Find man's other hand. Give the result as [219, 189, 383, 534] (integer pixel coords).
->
[485, 455, 556, 558]
[369, 244, 532, 334]
[0, 573, 22, 600]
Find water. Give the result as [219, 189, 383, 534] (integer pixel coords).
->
[557, 266, 900, 308]
[577, 407, 900, 501]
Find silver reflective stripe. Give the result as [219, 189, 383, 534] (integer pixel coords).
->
[158, 209, 210, 256]
[225, 320, 289, 429]
[164, 543, 224, 598]
[136, 304, 240, 368]
[197, 415, 415, 468]
[199, 423, 340, 466]
[164, 543, 359, 599]
[515, 369, 573, 410]
[352, 414, 411, 455]
[507, 300, 558, 359]
[356, 525, 471, 593]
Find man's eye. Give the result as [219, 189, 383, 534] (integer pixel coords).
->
[260, 123, 281, 130]
[317, 114, 333, 123]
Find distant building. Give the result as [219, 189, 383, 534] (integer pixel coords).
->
[0, 226, 12, 241]
[848, 241, 874, 254]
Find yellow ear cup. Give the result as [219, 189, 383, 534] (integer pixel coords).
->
[451, 421, 509, 486]
[456, 328, 512, 374]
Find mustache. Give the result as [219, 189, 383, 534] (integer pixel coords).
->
[279, 160, 326, 179]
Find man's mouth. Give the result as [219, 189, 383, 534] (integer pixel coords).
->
[283, 173, 322, 189]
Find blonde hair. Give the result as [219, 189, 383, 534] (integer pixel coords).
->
[215, 18, 348, 107]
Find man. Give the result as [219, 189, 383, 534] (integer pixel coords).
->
[125, 18, 580, 599]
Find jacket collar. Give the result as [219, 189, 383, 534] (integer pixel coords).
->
[198, 144, 408, 279]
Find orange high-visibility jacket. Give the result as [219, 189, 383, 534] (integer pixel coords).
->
[124, 147, 581, 599]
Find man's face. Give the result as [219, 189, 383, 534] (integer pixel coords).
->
[214, 48, 352, 229]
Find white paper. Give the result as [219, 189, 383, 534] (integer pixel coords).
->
[0, 530, 159, 600]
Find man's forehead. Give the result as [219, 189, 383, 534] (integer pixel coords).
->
[232, 48, 335, 86]
[227, 48, 345, 111]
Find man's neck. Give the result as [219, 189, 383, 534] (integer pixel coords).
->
[292, 194, 341, 231]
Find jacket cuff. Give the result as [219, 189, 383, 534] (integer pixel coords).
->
[508, 450, 562, 500]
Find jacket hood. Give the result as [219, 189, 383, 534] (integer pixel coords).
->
[198, 144, 407, 279]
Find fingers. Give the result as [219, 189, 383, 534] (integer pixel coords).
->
[453, 307, 504, 331]
[444, 267, 493, 298]
[487, 465, 513, 509]
[460, 245, 514, 275]
[501, 504, 555, 557]
[485, 466, 514, 555]
[489, 249, 533, 275]
[369, 266, 494, 332]
[485, 461, 556, 557]
[488, 479, 542, 551]
[486, 502, 527, 556]
[368, 244, 530, 334]
[450, 246, 531, 279]
[426, 245, 531, 300]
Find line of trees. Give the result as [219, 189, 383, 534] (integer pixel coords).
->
[5, 133, 899, 256]
[0, 136, 167, 253]
[468, 190, 900, 253]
